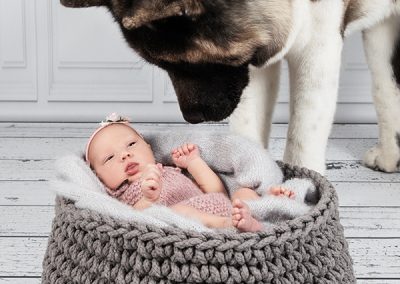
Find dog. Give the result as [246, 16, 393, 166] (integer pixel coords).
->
[60, 0, 400, 174]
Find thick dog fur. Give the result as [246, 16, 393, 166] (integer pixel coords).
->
[61, 0, 400, 174]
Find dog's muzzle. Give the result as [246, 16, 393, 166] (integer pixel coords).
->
[165, 62, 250, 123]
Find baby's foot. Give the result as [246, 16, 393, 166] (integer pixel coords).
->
[232, 199, 264, 232]
[268, 186, 295, 199]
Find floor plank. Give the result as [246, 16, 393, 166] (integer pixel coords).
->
[339, 207, 400, 238]
[0, 123, 379, 139]
[0, 207, 54, 237]
[0, 238, 47, 277]
[0, 137, 379, 161]
[0, 181, 54, 206]
[357, 281, 400, 284]
[0, 279, 41, 284]
[335, 182, 400, 207]
[349, 238, 400, 278]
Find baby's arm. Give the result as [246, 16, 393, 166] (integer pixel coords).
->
[171, 143, 226, 195]
[133, 197, 154, 210]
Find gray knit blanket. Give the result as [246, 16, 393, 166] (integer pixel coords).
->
[51, 131, 317, 231]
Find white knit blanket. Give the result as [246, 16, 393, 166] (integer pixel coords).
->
[50, 131, 317, 232]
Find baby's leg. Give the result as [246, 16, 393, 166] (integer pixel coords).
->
[232, 199, 264, 232]
[171, 204, 232, 229]
[231, 187, 260, 201]
[268, 186, 295, 199]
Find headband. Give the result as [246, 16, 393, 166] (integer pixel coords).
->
[85, 113, 131, 164]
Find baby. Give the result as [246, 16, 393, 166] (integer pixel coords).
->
[85, 114, 295, 232]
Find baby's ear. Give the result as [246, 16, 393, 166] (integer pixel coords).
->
[60, 0, 107, 8]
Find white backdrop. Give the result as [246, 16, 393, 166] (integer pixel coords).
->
[0, 0, 376, 123]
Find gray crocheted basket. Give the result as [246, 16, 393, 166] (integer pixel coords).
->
[42, 163, 355, 283]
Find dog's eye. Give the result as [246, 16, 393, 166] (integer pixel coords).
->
[144, 23, 156, 30]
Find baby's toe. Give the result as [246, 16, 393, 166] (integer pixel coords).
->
[233, 199, 245, 208]
[232, 207, 240, 214]
[237, 219, 247, 229]
[232, 213, 241, 221]
[269, 187, 280, 194]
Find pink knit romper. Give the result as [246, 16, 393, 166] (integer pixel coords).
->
[106, 166, 232, 217]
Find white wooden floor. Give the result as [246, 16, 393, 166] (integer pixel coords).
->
[0, 123, 399, 284]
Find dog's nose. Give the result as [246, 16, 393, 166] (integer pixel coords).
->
[183, 110, 205, 124]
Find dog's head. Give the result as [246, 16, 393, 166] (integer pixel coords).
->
[60, 0, 292, 123]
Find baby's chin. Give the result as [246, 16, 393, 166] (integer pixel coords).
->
[128, 172, 142, 183]
[108, 173, 142, 191]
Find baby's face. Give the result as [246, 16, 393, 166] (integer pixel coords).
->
[88, 124, 155, 190]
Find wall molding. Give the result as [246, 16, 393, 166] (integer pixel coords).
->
[46, 0, 153, 102]
[0, 0, 27, 69]
[0, 0, 37, 102]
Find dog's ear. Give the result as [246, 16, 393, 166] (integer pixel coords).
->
[122, 0, 205, 30]
[60, 0, 107, 8]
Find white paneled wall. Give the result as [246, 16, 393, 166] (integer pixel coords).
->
[0, 0, 376, 123]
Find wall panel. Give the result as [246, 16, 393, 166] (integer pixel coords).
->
[0, 0, 37, 102]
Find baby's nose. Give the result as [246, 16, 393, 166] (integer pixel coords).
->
[120, 151, 131, 160]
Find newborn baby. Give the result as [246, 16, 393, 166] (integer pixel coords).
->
[85, 114, 296, 231]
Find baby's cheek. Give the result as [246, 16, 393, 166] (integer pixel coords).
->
[128, 172, 142, 183]
[97, 170, 115, 189]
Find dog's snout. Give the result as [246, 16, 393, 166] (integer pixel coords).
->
[182, 109, 205, 124]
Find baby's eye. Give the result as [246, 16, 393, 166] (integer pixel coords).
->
[104, 155, 114, 163]
[128, 141, 136, 147]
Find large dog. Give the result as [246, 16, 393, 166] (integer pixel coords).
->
[61, 0, 400, 174]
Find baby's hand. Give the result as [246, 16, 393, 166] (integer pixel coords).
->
[171, 143, 200, 169]
[141, 163, 162, 202]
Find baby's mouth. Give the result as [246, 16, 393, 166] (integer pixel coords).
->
[125, 162, 139, 176]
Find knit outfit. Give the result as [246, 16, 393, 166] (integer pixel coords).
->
[106, 165, 232, 217]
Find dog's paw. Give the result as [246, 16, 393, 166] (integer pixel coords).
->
[363, 145, 400, 172]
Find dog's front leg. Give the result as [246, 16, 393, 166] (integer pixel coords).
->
[362, 16, 400, 172]
[283, 30, 343, 174]
[229, 62, 281, 148]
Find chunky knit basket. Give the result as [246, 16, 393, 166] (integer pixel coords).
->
[42, 163, 355, 283]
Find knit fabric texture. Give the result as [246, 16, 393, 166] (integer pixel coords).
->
[42, 162, 355, 283]
[106, 166, 232, 217]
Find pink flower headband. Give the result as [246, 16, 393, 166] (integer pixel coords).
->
[85, 113, 131, 164]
